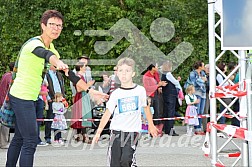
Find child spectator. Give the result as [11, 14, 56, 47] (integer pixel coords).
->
[184, 61, 207, 134]
[40, 80, 49, 110]
[92, 57, 158, 166]
[141, 97, 155, 137]
[185, 85, 200, 136]
[51, 92, 68, 145]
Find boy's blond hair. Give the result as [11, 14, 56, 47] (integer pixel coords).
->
[185, 85, 194, 94]
[117, 57, 135, 71]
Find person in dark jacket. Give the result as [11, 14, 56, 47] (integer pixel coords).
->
[161, 61, 181, 136]
[44, 64, 65, 144]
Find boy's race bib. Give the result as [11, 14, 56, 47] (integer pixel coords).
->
[118, 96, 138, 114]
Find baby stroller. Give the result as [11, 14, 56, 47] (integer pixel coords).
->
[92, 105, 110, 134]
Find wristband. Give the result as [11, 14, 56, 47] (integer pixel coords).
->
[86, 87, 91, 93]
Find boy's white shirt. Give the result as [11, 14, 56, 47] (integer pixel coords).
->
[106, 85, 147, 132]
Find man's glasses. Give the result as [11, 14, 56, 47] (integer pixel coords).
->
[47, 23, 63, 30]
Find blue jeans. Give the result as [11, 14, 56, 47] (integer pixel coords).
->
[35, 98, 44, 144]
[194, 95, 206, 131]
[6, 94, 38, 167]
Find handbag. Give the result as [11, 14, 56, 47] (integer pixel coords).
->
[0, 66, 16, 128]
[0, 51, 20, 128]
[0, 92, 15, 128]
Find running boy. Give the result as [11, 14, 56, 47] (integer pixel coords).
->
[92, 57, 158, 167]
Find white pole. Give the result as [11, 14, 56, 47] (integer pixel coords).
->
[208, 0, 217, 166]
[246, 64, 252, 166]
[239, 50, 248, 166]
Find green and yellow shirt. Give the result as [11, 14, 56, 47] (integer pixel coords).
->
[10, 36, 60, 100]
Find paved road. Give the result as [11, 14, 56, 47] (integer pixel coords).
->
[0, 126, 243, 166]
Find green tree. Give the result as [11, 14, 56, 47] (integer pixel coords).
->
[0, 0, 212, 105]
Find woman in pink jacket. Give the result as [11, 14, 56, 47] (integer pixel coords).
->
[142, 64, 167, 136]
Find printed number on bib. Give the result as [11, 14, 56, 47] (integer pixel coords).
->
[118, 96, 138, 114]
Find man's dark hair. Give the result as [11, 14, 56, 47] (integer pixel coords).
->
[228, 62, 236, 70]
[217, 62, 226, 72]
[75, 62, 85, 72]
